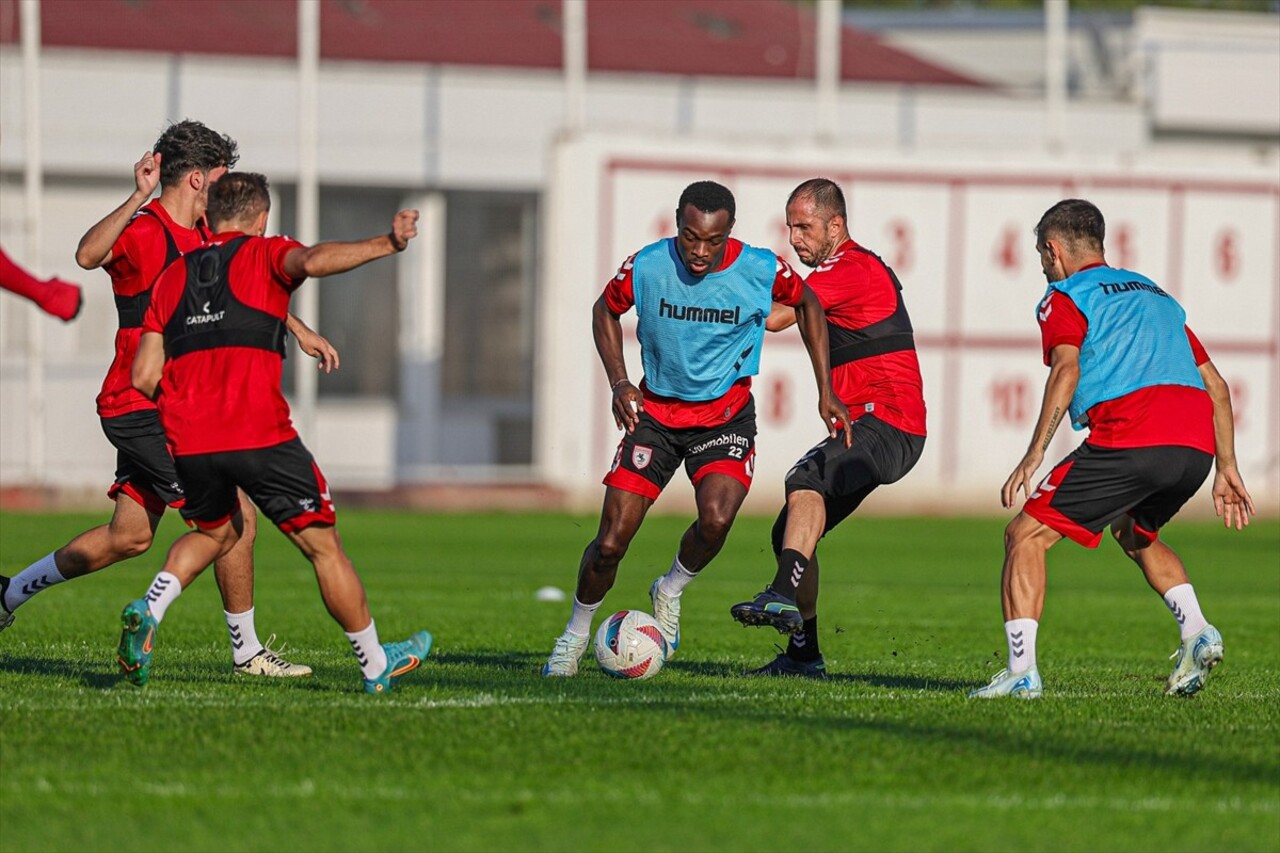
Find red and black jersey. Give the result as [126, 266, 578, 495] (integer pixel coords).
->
[97, 201, 209, 418]
[804, 239, 926, 436]
[1037, 287, 1214, 454]
[602, 238, 804, 429]
[143, 231, 305, 455]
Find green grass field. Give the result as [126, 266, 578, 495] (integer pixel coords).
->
[1, 510, 1277, 852]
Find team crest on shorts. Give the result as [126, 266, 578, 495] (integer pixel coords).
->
[631, 445, 654, 470]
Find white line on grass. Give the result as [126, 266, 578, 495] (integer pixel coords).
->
[11, 776, 1278, 816]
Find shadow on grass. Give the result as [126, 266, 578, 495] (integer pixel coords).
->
[429, 648, 545, 672]
[0, 653, 335, 692]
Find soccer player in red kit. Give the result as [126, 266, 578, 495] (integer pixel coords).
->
[121, 171, 430, 693]
[969, 198, 1254, 699]
[1, 122, 329, 677]
[542, 180, 851, 677]
[730, 179, 927, 678]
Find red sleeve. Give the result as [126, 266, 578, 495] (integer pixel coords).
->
[142, 259, 184, 334]
[265, 236, 306, 291]
[1038, 290, 1086, 365]
[771, 256, 804, 306]
[1185, 326, 1210, 365]
[104, 221, 142, 285]
[602, 253, 636, 315]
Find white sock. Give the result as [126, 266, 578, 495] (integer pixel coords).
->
[225, 608, 264, 665]
[143, 572, 183, 622]
[1005, 618, 1038, 673]
[566, 597, 601, 637]
[657, 557, 697, 596]
[345, 620, 388, 679]
[5, 552, 67, 611]
[1163, 583, 1209, 640]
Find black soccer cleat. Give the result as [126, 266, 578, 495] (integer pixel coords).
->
[729, 587, 804, 634]
[746, 652, 828, 680]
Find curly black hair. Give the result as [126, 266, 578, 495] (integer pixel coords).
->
[153, 120, 240, 188]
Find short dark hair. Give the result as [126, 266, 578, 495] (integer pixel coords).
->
[1035, 198, 1105, 254]
[153, 120, 240, 188]
[788, 178, 846, 221]
[677, 180, 735, 222]
[206, 172, 270, 229]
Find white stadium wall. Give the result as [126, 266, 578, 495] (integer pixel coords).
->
[537, 133, 1280, 517]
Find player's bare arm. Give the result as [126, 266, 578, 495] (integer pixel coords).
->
[1002, 343, 1080, 509]
[286, 313, 340, 373]
[75, 151, 161, 270]
[1198, 359, 1255, 529]
[591, 294, 642, 434]
[283, 209, 419, 280]
[765, 301, 798, 332]
[131, 331, 165, 399]
[792, 286, 851, 445]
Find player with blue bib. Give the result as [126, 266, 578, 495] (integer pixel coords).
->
[543, 180, 851, 676]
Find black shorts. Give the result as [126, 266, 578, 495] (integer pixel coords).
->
[100, 410, 184, 514]
[174, 437, 336, 533]
[780, 414, 925, 534]
[603, 398, 757, 500]
[1024, 442, 1212, 548]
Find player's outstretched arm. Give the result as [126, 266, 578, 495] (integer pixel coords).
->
[283, 209, 419, 280]
[793, 286, 851, 445]
[76, 151, 161, 270]
[286, 313, 340, 373]
[132, 331, 165, 399]
[592, 294, 642, 434]
[1002, 344, 1079, 508]
[1199, 359, 1255, 529]
[765, 301, 798, 333]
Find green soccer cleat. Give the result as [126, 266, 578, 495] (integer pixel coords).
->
[967, 667, 1043, 699]
[117, 599, 158, 687]
[1165, 624, 1223, 697]
[730, 587, 804, 635]
[364, 630, 433, 694]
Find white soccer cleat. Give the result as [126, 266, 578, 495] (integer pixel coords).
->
[968, 667, 1043, 699]
[233, 635, 313, 677]
[648, 578, 681, 657]
[1165, 624, 1223, 697]
[542, 631, 589, 677]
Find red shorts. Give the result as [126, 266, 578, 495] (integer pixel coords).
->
[1024, 442, 1212, 548]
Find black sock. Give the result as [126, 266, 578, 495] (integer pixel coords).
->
[788, 616, 820, 662]
[770, 548, 808, 596]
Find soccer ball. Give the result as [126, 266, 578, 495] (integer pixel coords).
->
[594, 609, 667, 680]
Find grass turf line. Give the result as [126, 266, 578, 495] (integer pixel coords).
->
[1, 511, 1277, 852]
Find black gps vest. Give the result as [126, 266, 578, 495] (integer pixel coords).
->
[163, 236, 287, 360]
[827, 246, 916, 369]
[114, 209, 209, 329]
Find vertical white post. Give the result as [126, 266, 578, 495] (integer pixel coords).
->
[295, 0, 320, 441]
[1045, 0, 1068, 154]
[21, 0, 45, 484]
[563, 0, 586, 133]
[815, 0, 841, 143]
